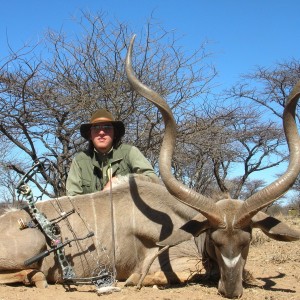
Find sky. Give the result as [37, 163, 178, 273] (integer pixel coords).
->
[1, 1, 299, 88]
[1, 0, 299, 199]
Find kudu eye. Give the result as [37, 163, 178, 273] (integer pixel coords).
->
[238, 231, 251, 248]
[213, 241, 223, 249]
[210, 231, 224, 248]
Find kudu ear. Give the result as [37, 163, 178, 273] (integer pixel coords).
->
[252, 211, 300, 242]
[157, 214, 209, 247]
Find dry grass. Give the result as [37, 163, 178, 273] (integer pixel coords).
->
[250, 215, 300, 265]
[251, 229, 270, 246]
[251, 215, 300, 246]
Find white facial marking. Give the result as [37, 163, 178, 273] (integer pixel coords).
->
[221, 253, 241, 268]
[232, 215, 236, 227]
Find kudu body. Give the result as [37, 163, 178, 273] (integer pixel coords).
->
[125, 35, 300, 298]
[0, 176, 204, 287]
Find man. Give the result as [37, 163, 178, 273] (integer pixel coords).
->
[66, 108, 159, 196]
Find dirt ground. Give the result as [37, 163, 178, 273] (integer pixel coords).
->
[0, 216, 299, 300]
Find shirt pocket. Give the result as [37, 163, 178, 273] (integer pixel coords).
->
[82, 178, 92, 193]
[115, 164, 131, 176]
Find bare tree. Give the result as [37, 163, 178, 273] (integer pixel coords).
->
[228, 59, 300, 120]
[228, 110, 285, 199]
[286, 195, 300, 215]
[226, 59, 300, 198]
[172, 101, 285, 199]
[0, 11, 216, 199]
[1, 12, 297, 204]
[233, 178, 266, 200]
[0, 166, 19, 206]
[292, 176, 300, 193]
[0, 137, 19, 204]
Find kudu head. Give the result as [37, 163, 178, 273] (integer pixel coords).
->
[125, 35, 300, 298]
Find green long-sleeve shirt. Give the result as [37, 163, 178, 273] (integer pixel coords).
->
[66, 144, 159, 196]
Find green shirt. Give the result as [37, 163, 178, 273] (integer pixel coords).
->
[66, 144, 159, 196]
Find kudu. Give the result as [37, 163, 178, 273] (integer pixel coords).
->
[0, 174, 211, 288]
[125, 35, 300, 298]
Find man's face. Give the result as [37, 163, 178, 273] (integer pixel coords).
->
[90, 122, 114, 153]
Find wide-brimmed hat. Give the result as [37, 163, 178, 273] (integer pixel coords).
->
[80, 109, 125, 140]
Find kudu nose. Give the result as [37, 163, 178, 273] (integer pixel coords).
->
[218, 279, 243, 299]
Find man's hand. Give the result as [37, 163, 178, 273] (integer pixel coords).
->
[103, 176, 118, 191]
